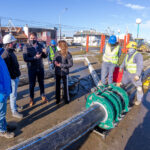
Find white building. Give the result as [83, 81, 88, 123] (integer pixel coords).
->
[73, 30, 109, 46]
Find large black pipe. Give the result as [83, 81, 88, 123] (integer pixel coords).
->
[8, 104, 105, 150]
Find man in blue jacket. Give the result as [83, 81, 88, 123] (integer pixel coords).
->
[0, 48, 14, 138]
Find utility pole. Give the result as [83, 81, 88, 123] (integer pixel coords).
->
[59, 8, 68, 40]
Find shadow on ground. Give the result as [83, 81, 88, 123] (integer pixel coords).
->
[125, 89, 150, 150]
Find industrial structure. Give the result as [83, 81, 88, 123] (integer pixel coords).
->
[73, 30, 109, 46]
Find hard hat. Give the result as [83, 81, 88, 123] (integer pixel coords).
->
[3, 33, 16, 44]
[108, 35, 117, 45]
[126, 41, 137, 49]
[51, 40, 56, 45]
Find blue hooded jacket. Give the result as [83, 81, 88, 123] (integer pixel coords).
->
[0, 48, 11, 97]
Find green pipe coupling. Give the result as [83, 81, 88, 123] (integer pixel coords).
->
[86, 84, 129, 130]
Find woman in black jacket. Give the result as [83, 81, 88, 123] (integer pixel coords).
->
[53, 40, 73, 104]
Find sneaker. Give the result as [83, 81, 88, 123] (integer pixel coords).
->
[0, 131, 15, 138]
[17, 105, 23, 111]
[42, 96, 48, 103]
[135, 101, 141, 106]
[12, 111, 23, 119]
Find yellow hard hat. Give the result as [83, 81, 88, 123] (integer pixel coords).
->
[126, 41, 137, 49]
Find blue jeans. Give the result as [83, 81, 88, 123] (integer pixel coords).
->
[10, 77, 19, 114]
[101, 62, 116, 85]
[0, 95, 7, 132]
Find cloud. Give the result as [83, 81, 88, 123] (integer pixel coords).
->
[125, 3, 145, 10]
[142, 20, 150, 28]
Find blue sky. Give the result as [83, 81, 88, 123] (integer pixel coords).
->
[0, 0, 150, 40]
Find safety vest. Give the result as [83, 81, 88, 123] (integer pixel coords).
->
[125, 51, 139, 74]
[103, 44, 120, 64]
[49, 46, 57, 61]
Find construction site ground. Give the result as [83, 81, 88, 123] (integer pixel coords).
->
[0, 51, 150, 150]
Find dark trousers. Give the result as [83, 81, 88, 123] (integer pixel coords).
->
[28, 68, 45, 99]
[56, 74, 70, 103]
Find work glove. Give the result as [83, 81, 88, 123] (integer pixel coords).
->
[134, 75, 140, 81]
[119, 68, 123, 72]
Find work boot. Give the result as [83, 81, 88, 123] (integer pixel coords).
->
[65, 101, 70, 104]
[56, 100, 60, 104]
[0, 131, 15, 139]
[29, 98, 34, 107]
[41, 96, 48, 103]
[135, 101, 141, 106]
[7, 124, 17, 131]
[12, 111, 23, 119]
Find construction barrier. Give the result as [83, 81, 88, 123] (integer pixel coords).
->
[100, 34, 105, 53]
[122, 35, 127, 53]
[86, 35, 89, 52]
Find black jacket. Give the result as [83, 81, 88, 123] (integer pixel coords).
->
[1, 48, 21, 79]
[53, 51, 73, 76]
[23, 42, 47, 71]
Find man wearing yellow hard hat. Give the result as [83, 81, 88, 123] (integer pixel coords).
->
[120, 41, 143, 105]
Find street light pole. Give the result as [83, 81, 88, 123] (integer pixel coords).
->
[59, 8, 68, 40]
[136, 18, 142, 38]
[59, 16, 61, 40]
[137, 24, 140, 38]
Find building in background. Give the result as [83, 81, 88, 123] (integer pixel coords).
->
[73, 30, 109, 46]
[23, 25, 57, 46]
[0, 25, 57, 46]
[1, 27, 28, 43]
[58, 36, 74, 46]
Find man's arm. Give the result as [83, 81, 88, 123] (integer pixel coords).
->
[135, 53, 143, 77]
[23, 45, 36, 62]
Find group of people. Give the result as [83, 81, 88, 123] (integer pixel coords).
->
[0, 33, 143, 139]
[101, 35, 144, 106]
[0, 32, 73, 138]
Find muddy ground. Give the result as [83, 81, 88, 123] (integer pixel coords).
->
[1, 53, 150, 150]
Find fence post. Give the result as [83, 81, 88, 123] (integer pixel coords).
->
[122, 35, 127, 53]
[100, 34, 105, 53]
[126, 34, 130, 53]
[86, 35, 89, 52]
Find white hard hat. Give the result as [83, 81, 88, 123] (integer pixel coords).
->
[3, 33, 16, 44]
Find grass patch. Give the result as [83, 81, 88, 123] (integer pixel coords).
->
[71, 50, 86, 56]
[142, 53, 150, 61]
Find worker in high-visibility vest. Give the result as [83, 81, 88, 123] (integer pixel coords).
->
[120, 41, 143, 105]
[101, 35, 122, 85]
[46, 40, 57, 74]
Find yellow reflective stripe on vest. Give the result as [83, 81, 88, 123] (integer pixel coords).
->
[49, 46, 56, 61]
[103, 44, 120, 64]
[125, 51, 138, 74]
